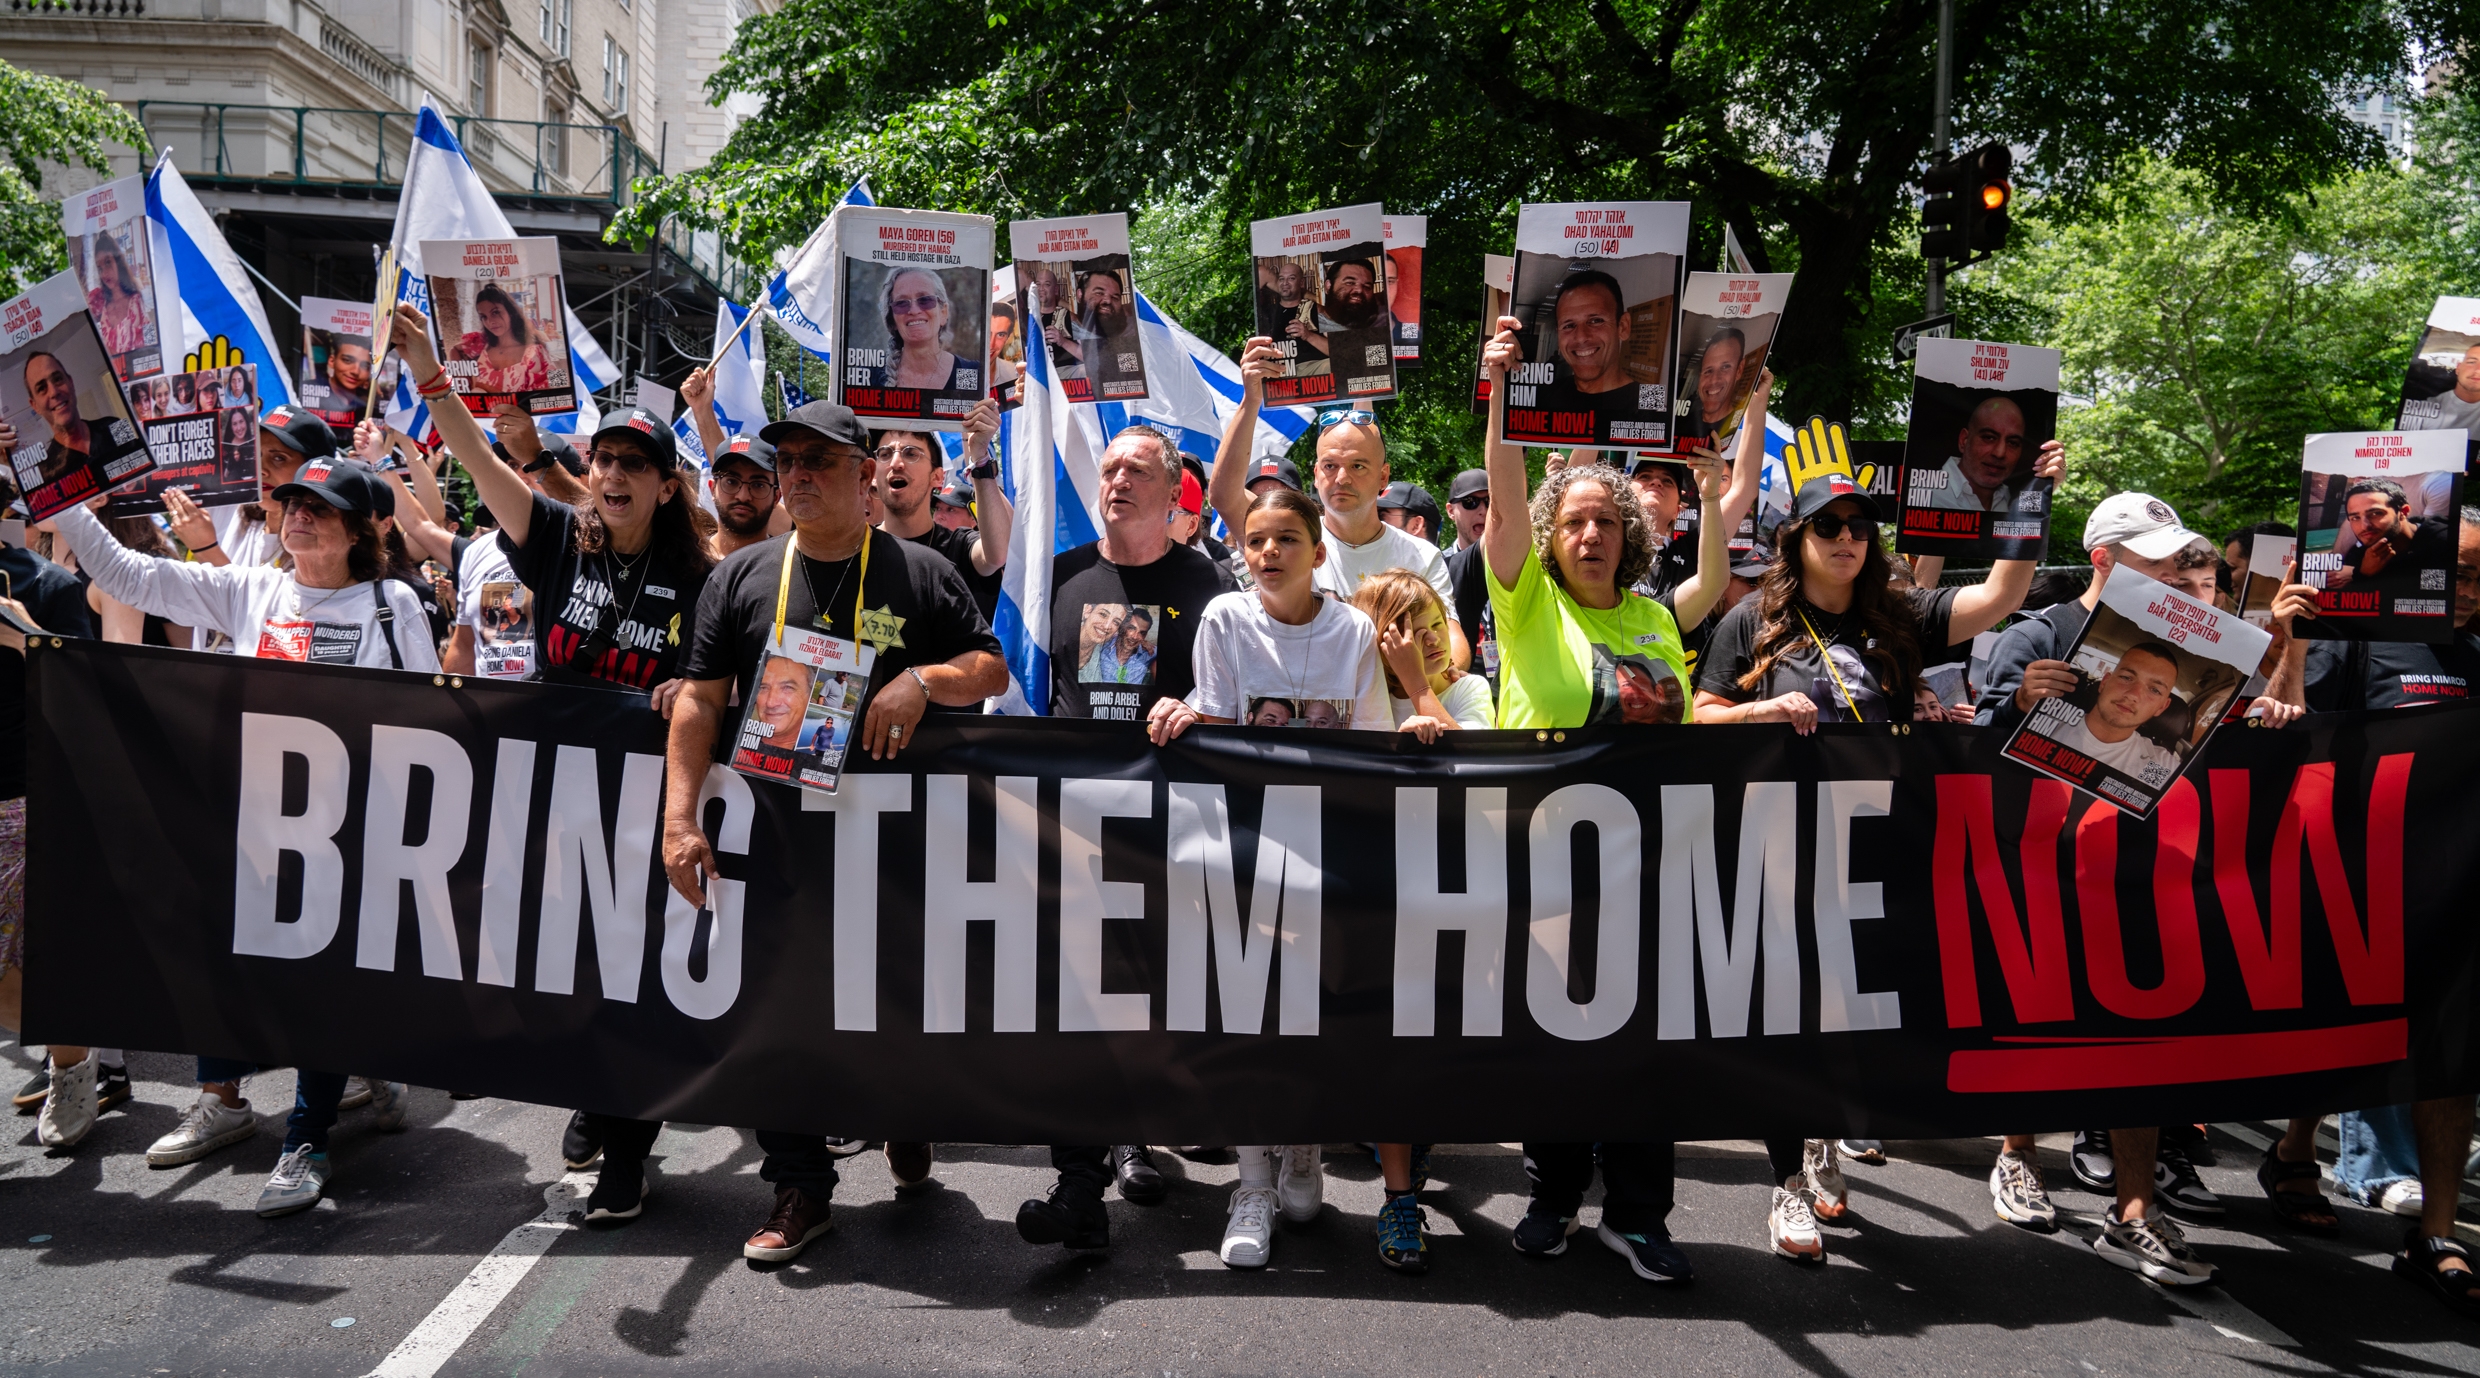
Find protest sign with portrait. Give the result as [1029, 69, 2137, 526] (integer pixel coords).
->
[1384, 215, 1425, 366]
[1673, 271, 1792, 447]
[1497, 201, 1691, 449]
[106, 363, 260, 517]
[2, 271, 154, 521]
[2001, 567, 2268, 820]
[1895, 337, 2062, 558]
[299, 295, 394, 430]
[1008, 213, 1146, 405]
[1469, 253, 1514, 416]
[1250, 202, 1395, 407]
[2296, 428, 2466, 643]
[2237, 531, 2297, 630]
[60, 175, 172, 384]
[475, 580, 534, 680]
[988, 264, 1025, 411]
[829, 204, 995, 431]
[2395, 296, 2480, 438]
[419, 238, 575, 417]
[730, 625, 873, 796]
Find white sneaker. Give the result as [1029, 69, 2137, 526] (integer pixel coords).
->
[337, 1077, 376, 1111]
[36, 1053, 97, 1149]
[2377, 1180, 2426, 1217]
[1990, 1148, 2057, 1229]
[1276, 1144, 1323, 1224]
[1770, 1182, 1824, 1260]
[1220, 1185, 1278, 1269]
[256, 1144, 332, 1217]
[1802, 1138, 1849, 1220]
[365, 1080, 409, 1132]
[2093, 1206, 2216, 1286]
[147, 1091, 259, 1166]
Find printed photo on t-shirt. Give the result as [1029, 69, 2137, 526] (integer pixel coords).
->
[1245, 695, 1354, 729]
[1077, 601, 1161, 684]
[1588, 645, 1688, 725]
[476, 580, 534, 678]
[1810, 642, 1892, 723]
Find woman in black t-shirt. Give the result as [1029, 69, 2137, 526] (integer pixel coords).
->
[1691, 432, 2059, 1262]
[391, 305, 715, 708]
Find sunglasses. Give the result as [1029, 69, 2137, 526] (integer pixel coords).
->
[1451, 494, 1489, 511]
[888, 294, 944, 316]
[587, 446, 659, 475]
[1317, 408, 1378, 431]
[1807, 512, 1879, 543]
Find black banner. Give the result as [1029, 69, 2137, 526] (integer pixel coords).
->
[27, 640, 2476, 1144]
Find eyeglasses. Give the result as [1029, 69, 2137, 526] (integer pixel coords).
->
[888, 294, 944, 316]
[872, 444, 933, 462]
[1451, 494, 1490, 511]
[713, 473, 777, 494]
[1808, 512, 1879, 543]
[1317, 408, 1378, 431]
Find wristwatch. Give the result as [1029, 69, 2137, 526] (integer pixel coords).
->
[969, 458, 999, 481]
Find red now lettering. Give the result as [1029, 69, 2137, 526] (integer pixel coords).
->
[1933, 776, 2075, 1027]
[2207, 758, 2408, 1010]
[2073, 783, 2206, 1020]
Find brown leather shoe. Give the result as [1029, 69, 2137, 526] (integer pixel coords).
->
[886, 1142, 934, 1190]
[743, 1187, 831, 1262]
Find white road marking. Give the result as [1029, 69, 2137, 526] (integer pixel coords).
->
[2049, 1211, 2298, 1347]
[361, 1172, 592, 1378]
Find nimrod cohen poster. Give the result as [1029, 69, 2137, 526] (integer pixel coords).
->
[1008, 213, 1146, 405]
[1895, 337, 2062, 560]
[419, 237, 576, 417]
[1250, 202, 1395, 407]
[2296, 427, 2467, 644]
[1497, 201, 1690, 450]
[1673, 271, 1792, 448]
[2001, 567, 2268, 820]
[832, 205, 996, 431]
[1, 271, 154, 522]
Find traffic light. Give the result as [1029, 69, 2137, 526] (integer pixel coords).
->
[1919, 141, 2014, 265]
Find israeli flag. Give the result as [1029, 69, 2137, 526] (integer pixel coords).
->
[383, 103, 615, 439]
[673, 297, 769, 465]
[987, 310, 1081, 715]
[764, 178, 873, 362]
[144, 153, 297, 412]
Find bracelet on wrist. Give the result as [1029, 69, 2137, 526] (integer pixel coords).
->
[194, 537, 219, 551]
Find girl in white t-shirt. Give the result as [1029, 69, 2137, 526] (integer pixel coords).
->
[1146, 487, 1388, 1272]
[1352, 568, 1495, 738]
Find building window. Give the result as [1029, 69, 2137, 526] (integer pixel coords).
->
[545, 101, 569, 176]
[603, 37, 628, 115]
[468, 40, 492, 117]
[2382, 93, 2397, 114]
[539, 0, 570, 56]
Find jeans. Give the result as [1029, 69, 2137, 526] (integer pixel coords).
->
[196, 1056, 346, 1154]
[2335, 1105, 2422, 1204]
[1521, 1142, 1675, 1233]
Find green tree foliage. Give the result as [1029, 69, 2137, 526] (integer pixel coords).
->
[0, 59, 146, 288]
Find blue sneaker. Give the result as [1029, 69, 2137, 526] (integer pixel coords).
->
[1598, 1220, 1693, 1283]
[1376, 1192, 1428, 1274]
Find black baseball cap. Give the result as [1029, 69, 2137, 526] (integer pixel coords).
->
[495, 429, 585, 478]
[762, 400, 871, 451]
[1376, 479, 1442, 534]
[933, 479, 976, 511]
[591, 407, 682, 469]
[1789, 470, 1883, 523]
[258, 404, 338, 461]
[713, 433, 777, 474]
[270, 455, 390, 515]
[1245, 454, 1301, 491]
[1447, 468, 1489, 503]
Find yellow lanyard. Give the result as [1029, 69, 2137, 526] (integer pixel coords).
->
[771, 529, 868, 646]
[1794, 605, 1865, 723]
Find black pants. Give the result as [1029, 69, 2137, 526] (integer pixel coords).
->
[1521, 1141, 1675, 1233]
[582, 1114, 663, 1167]
[753, 1132, 847, 1200]
[1765, 1137, 1806, 1185]
[1049, 1145, 1113, 1195]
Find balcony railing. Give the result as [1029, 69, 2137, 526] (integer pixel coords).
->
[6, 0, 147, 13]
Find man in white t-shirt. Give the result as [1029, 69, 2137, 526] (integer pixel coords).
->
[2401, 343, 2480, 433]
[2052, 641, 2184, 785]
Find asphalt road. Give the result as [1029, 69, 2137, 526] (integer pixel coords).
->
[1, 1044, 2472, 1378]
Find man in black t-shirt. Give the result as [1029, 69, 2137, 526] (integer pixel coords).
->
[1049, 425, 1237, 722]
[872, 400, 1010, 630]
[664, 400, 1005, 1267]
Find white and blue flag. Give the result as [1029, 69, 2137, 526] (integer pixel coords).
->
[383, 103, 615, 440]
[764, 179, 873, 362]
[673, 297, 770, 465]
[144, 152, 296, 412]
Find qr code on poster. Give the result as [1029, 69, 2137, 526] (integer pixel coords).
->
[1364, 344, 1390, 366]
[1638, 384, 1667, 410]
[2423, 566, 2449, 591]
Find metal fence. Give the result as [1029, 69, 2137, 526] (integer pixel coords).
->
[131, 102, 661, 204]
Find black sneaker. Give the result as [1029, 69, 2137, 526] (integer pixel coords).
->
[2153, 1142, 2225, 1220]
[1016, 1180, 1110, 1250]
[561, 1110, 603, 1171]
[1512, 1206, 1579, 1257]
[2166, 1122, 2217, 1167]
[1598, 1220, 1694, 1283]
[94, 1065, 132, 1114]
[584, 1157, 648, 1225]
[2070, 1130, 2115, 1192]
[1113, 1145, 1166, 1205]
[12, 1064, 47, 1112]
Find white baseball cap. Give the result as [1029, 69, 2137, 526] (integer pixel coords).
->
[2082, 491, 2208, 560]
